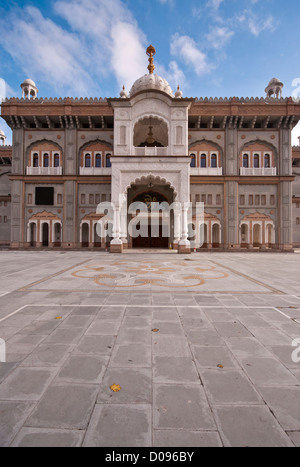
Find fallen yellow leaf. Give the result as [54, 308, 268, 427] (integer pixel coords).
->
[55, 317, 62, 320]
[110, 384, 121, 393]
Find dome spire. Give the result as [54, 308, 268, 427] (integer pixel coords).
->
[146, 45, 156, 74]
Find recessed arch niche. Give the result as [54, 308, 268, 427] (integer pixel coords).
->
[133, 116, 168, 148]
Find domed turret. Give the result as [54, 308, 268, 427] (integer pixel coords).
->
[21, 79, 38, 99]
[265, 78, 283, 99]
[129, 45, 175, 98]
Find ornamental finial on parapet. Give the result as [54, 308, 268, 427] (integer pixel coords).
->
[146, 45, 156, 74]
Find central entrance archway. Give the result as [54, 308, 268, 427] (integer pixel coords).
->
[127, 181, 175, 249]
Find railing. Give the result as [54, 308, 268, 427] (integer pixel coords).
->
[240, 167, 277, 176]
[190, 167, 223, 176]
[79, 167, 112, 176]
[26, 167, 63, 175]
[134, 147, 169, 156]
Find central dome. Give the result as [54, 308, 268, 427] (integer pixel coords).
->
[129, 73, 174, 98]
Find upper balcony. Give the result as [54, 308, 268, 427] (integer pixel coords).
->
[26, 167, 63, 176]
[240, 167, 277, 176]
[79, 167, 112, 176]
[190, 167, 223, 176]
[134, 147, 169, 157]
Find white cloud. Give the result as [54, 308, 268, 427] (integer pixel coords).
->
[156, 60, 186, 92]
[0, 0, 148, 96]
[236, 9, 276, 36]
[206, 26, 234, 49]
[170, 34, 213, 76]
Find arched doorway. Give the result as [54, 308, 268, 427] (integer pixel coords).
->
[82, 223, 89, 248]
[201, 224, 208, 248]
[94, 223, 102, 248]
[212, 224, 220, 248]
[130, 191, 170, 249]
[42, 223, 49, 247]
[241, 224, 249, 247]
[30, 223, 36, 247]
[253, 224, 261, 247]
[267, 224, 273, 247]
[128, 184, 174, 249]
[54, 223, 61, 247]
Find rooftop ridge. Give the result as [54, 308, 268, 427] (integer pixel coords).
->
[1, 96, 294, 105]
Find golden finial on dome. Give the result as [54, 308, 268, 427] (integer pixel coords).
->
[146, 45, 156, 74]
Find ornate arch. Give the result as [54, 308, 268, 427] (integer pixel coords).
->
[26, 139, 63, 163]
[125, 174, 177, 200]
[239, 139, 278, 157]
[78, 139, 113, 153]
[189, 138, 224, 155]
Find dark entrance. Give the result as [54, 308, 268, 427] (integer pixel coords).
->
[42, 223, 49, 247]
[131, 191, 170, 249]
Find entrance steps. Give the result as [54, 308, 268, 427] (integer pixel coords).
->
[123, 249, 178, 254]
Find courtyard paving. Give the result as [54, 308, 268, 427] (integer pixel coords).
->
[0, 250, 300, 447]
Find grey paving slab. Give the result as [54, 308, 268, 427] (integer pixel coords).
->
[200, 369, 263, 405]
[153, 356, 200, 384]
[56, 355, 109, 384]
[225, 337, 273, 359]
[25, 383, 99, 430]
[110, 343, 151, 367]
[11, 428, 84, 447]
[214, 405, 294, 447]
[153, 384, 216, 430]
[20, 344, 73, 368]
[83, 404, 152, 447]
[97, 367, 152, 404]
[240, 357, 299, 386]
[258, 386, 300, 431]
[153, 430, 223, 447]
[86, 320, 121, 336]
[0, 401, 36, 447]
[0, 362, 19, 384]
[75, 335, 115, 356]
[213, 321, 253, 338]
[192, 345, 240, 369]
[0, 367, 57, 401]
[287, 432, 300, 447]
[153, 336, 191, 357]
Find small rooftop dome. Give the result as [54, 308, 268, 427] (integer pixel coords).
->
[265, 78, 284, 99]
[21, 78, 38, 100]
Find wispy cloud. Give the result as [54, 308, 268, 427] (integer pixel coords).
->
[170, 34, 213, 76]
[0, 0, 148, 97]
[206, 26, 234, 49]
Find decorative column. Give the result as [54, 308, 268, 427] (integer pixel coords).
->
[110, 205, 123, 253]
[178, 203, 191, 254]
[173, 203, 181, 250]
[120, 194, 128, 249]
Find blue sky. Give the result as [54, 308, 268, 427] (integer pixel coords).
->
[0, 0, 300, 144]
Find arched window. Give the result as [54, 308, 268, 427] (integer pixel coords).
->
[33, 153, 39, 167]
[243, 154, 249, 168]
[190, 154, 196, 168]
[211, 154, 217, 168]
[254, 154, 260, 168]
[85, 153, 91, 168]
[201, 154, 207, 168]
[54, 153, 60, 168]
[43, 153, 49, 168]
[95, 153, 102, 168]
[264, 154, 271, 168]
[106, 154, 112, 168]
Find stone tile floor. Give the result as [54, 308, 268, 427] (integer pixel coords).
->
[0, 251, 299, 447]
